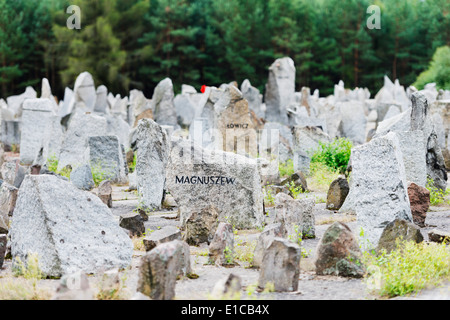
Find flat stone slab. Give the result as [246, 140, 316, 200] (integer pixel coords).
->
[143, 226, 182, 251]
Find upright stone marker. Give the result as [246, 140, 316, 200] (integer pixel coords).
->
[20, 99, 55, 165]
[264, 57, 296, 125]
[135, 119, 170, 211]
[166, 137, 264, 230]
[151, 78, 178, 127]
[10, 175, 133, 277]
[57, 112, 107, 171]
[346, 133, 412, 249]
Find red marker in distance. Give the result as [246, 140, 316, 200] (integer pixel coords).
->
[201, 85, 207, 93]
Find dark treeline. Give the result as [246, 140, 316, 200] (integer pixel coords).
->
[0, 0, 449, 99]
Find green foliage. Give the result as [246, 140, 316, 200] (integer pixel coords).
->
[96, 271, 131, 300]
[128, 151, 137, 173]
[90, 161, 113, 187]
[263, 185, 275, 207]
[223, 246, 235, 265]
[234, 239, 256, 268]
[46, 155, 72, 179]
[46, 154, 59, 173]
[0, 0, 54, 96]
[0, 0, 448, 100]
[279, 159, 294, 178]
[285, 181, 305, 199]
[287, 225, 312, 258]
[307, 162, 341, 193]
[13, 253, 45, 281]
[362, 240, 450, 298]
[3, 253, 51, 300]
[310, 138, 353, 173]
[426, 177, 450, 206]
[414, 46, 450, 90]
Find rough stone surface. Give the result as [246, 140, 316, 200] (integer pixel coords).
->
[135, 119, 170, 211]
[253, 223, 286, 268]
[74, 72, 96, 111]
[119, 212, 145, 237]
[6, 86, 37, 118]
[280, 171, 308, 194]
[143, 226, 181, 252]
[1, 120, 21, 151]
[94, 85, 108, 113]
[58, 112, 107, 171]
[338, 101, 367, 145]
[407, 182, 430, 227]
[211, 273, 242, 299]
[342, 132, 412, 249]
[137, 240, 185, 300]
[428, 229, 450, 243]
[98, 180, 113, 208]
[105, 114, 131, 151]
[1, 160, 27, 189]
[174, 93, 197, 128]
[87, 135, 127, 184]
[377, 219, 424, 253]
[190, 85, 258, 156]
[182, 205, 219, 246]
[241, 79, 264, 119]
[326, 177, 349, 211]
[264, 57, 296, 125]
[260, 122, 294, 163]
[10, 175, 133, 277]
[314, 222, 365, 278]
[214, 85, 258, 156]
[258, 237, 301, 292]
[292, 126, 331, 173]
[274, 193, 316, 240]
[166, 137, 264, 230]
[208, 222, 235, 266]
[151, 78, 178, 127]
[70, 164, 95, 191]
[19, 98, 55, 165]
[376, 92, 448, 191]
[0, 182, 18, 233]
[0, 234, 7, 268]
[395, 131, 427, 187]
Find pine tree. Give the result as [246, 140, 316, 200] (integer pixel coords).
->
[53, 0, 128, 94]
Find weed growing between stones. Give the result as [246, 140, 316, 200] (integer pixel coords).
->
[263, 185, 275, 207]
[132, 236, 146, 252]
[316, 214, 356, 225]
[426, 177, 450, 206]
[90, 161, 112, 187]
[234, 240, 256, 268]
[95, 270, 131, 300]
[223, 246, 235, 266]
[362, 239, 450, 298]
[307, 162, 341, 193]
[128, 151, 137, 173]
[287, 225, 312, 258]
[47, 154, 72, 179]
[310, 138, 353, 173]
[279, 159, 294, 178]
[286, 181, 306, 199]
[0, 253, 52, 300]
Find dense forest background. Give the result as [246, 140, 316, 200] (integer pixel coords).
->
[0, 0, 449, 100]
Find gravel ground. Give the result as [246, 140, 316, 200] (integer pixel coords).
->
[1, 185, 449, 301]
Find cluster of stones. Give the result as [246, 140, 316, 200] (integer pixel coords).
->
[0, 55, 448, 300]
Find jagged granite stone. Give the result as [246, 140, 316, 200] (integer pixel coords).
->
[314, 222, 365, 278]
[10, 175, 133, 277]
[165, 137, 264, 230]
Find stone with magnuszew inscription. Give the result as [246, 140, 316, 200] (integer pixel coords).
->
[165, 137, 264, 230]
